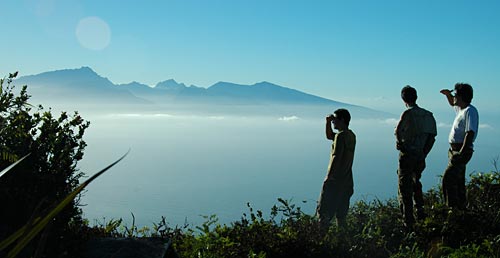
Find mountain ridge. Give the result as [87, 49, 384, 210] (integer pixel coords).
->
[15, 66, 346, 104]
[12, 67, 389, 117]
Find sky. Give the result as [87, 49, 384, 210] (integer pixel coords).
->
[1, 0, 500, 113]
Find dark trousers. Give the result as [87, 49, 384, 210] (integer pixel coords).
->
[397, 152, 426, 227]
[443, 148, 473, 209]
[317, 180, 353, 229]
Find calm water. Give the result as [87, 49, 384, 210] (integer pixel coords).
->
[78, 111, 500, 227]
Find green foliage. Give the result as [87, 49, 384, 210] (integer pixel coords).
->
[437, 239, 500, 258]
[0, 73, 90, 257]
[0, 151, 128, 258]
[142, 170, 500, 258]
[86, 214, 187, 241]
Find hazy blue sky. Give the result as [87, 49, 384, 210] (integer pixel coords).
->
[1, 0, 499, 112]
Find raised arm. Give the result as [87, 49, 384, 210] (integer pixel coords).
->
[440, 89, 454, 106]
[326, 115, 335, 140]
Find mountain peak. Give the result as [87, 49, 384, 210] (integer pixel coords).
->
[119, 81, 151, 88]
[55, 66, 98, 76]
[209, 81, 246, 89]
[155, 79, 186, 90]
[16, 66, 117, 90]
[29, 66, 97, 77]
[78, 66, 94, 72]
[253, 81, 283, 88]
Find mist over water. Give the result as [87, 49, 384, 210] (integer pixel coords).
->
[78, 110, 500, 227]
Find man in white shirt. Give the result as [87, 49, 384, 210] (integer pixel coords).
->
[440, 83, 479, 209]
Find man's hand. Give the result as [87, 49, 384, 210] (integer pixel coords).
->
[440, 89, 452, 96]
[325, 114, 335, 140]
[440, 89, 455, 106]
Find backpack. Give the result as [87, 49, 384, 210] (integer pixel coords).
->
[399, 106, 437, 154]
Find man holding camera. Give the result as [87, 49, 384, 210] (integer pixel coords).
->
[317, 108, 356, 230]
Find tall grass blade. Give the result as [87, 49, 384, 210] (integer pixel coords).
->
[0, 199, 46, 252]
[0, 224, 29, 251]
[1, 150, 129, 257]
[0, 153, 30, 179]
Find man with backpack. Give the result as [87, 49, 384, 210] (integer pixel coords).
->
[395, 85, 437, 229]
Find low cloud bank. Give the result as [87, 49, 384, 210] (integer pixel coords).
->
[278, 116, 299, 121]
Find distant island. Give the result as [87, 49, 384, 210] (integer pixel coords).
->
[14, 67, 390, 118]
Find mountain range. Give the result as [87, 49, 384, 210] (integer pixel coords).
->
[13, 67, 387, 117]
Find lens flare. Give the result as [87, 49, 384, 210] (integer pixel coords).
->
[75, 16, 111, 50]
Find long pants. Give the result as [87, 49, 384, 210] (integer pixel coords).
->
[443, 148, 473, 209]
[317, 180, 353, 229]
[397, 152, 426, 227]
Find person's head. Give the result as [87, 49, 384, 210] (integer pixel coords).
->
[332, 108, 351, 129]
[454, 83, 473, 104]
[401, 85, 417, 104]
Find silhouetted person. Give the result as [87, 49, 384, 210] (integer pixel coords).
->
[317, 108, 356, 231]
[395, 86, 437, 229]
[440, 83, 478, 209]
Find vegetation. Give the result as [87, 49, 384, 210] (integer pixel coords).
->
[88, 169, 500, 258]
[0, 72, 90, 257]
[1, 72, 500, 257]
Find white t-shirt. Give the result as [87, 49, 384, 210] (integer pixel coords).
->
[448, 104, 479, 146]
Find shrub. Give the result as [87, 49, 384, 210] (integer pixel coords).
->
[167, 170, 500, 258]
[0, 73, 89, 257]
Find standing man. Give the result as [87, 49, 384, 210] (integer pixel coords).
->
[317, 108, 356, 230]
[440, 83, 479, 209]
[395, 86, 437, 229]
